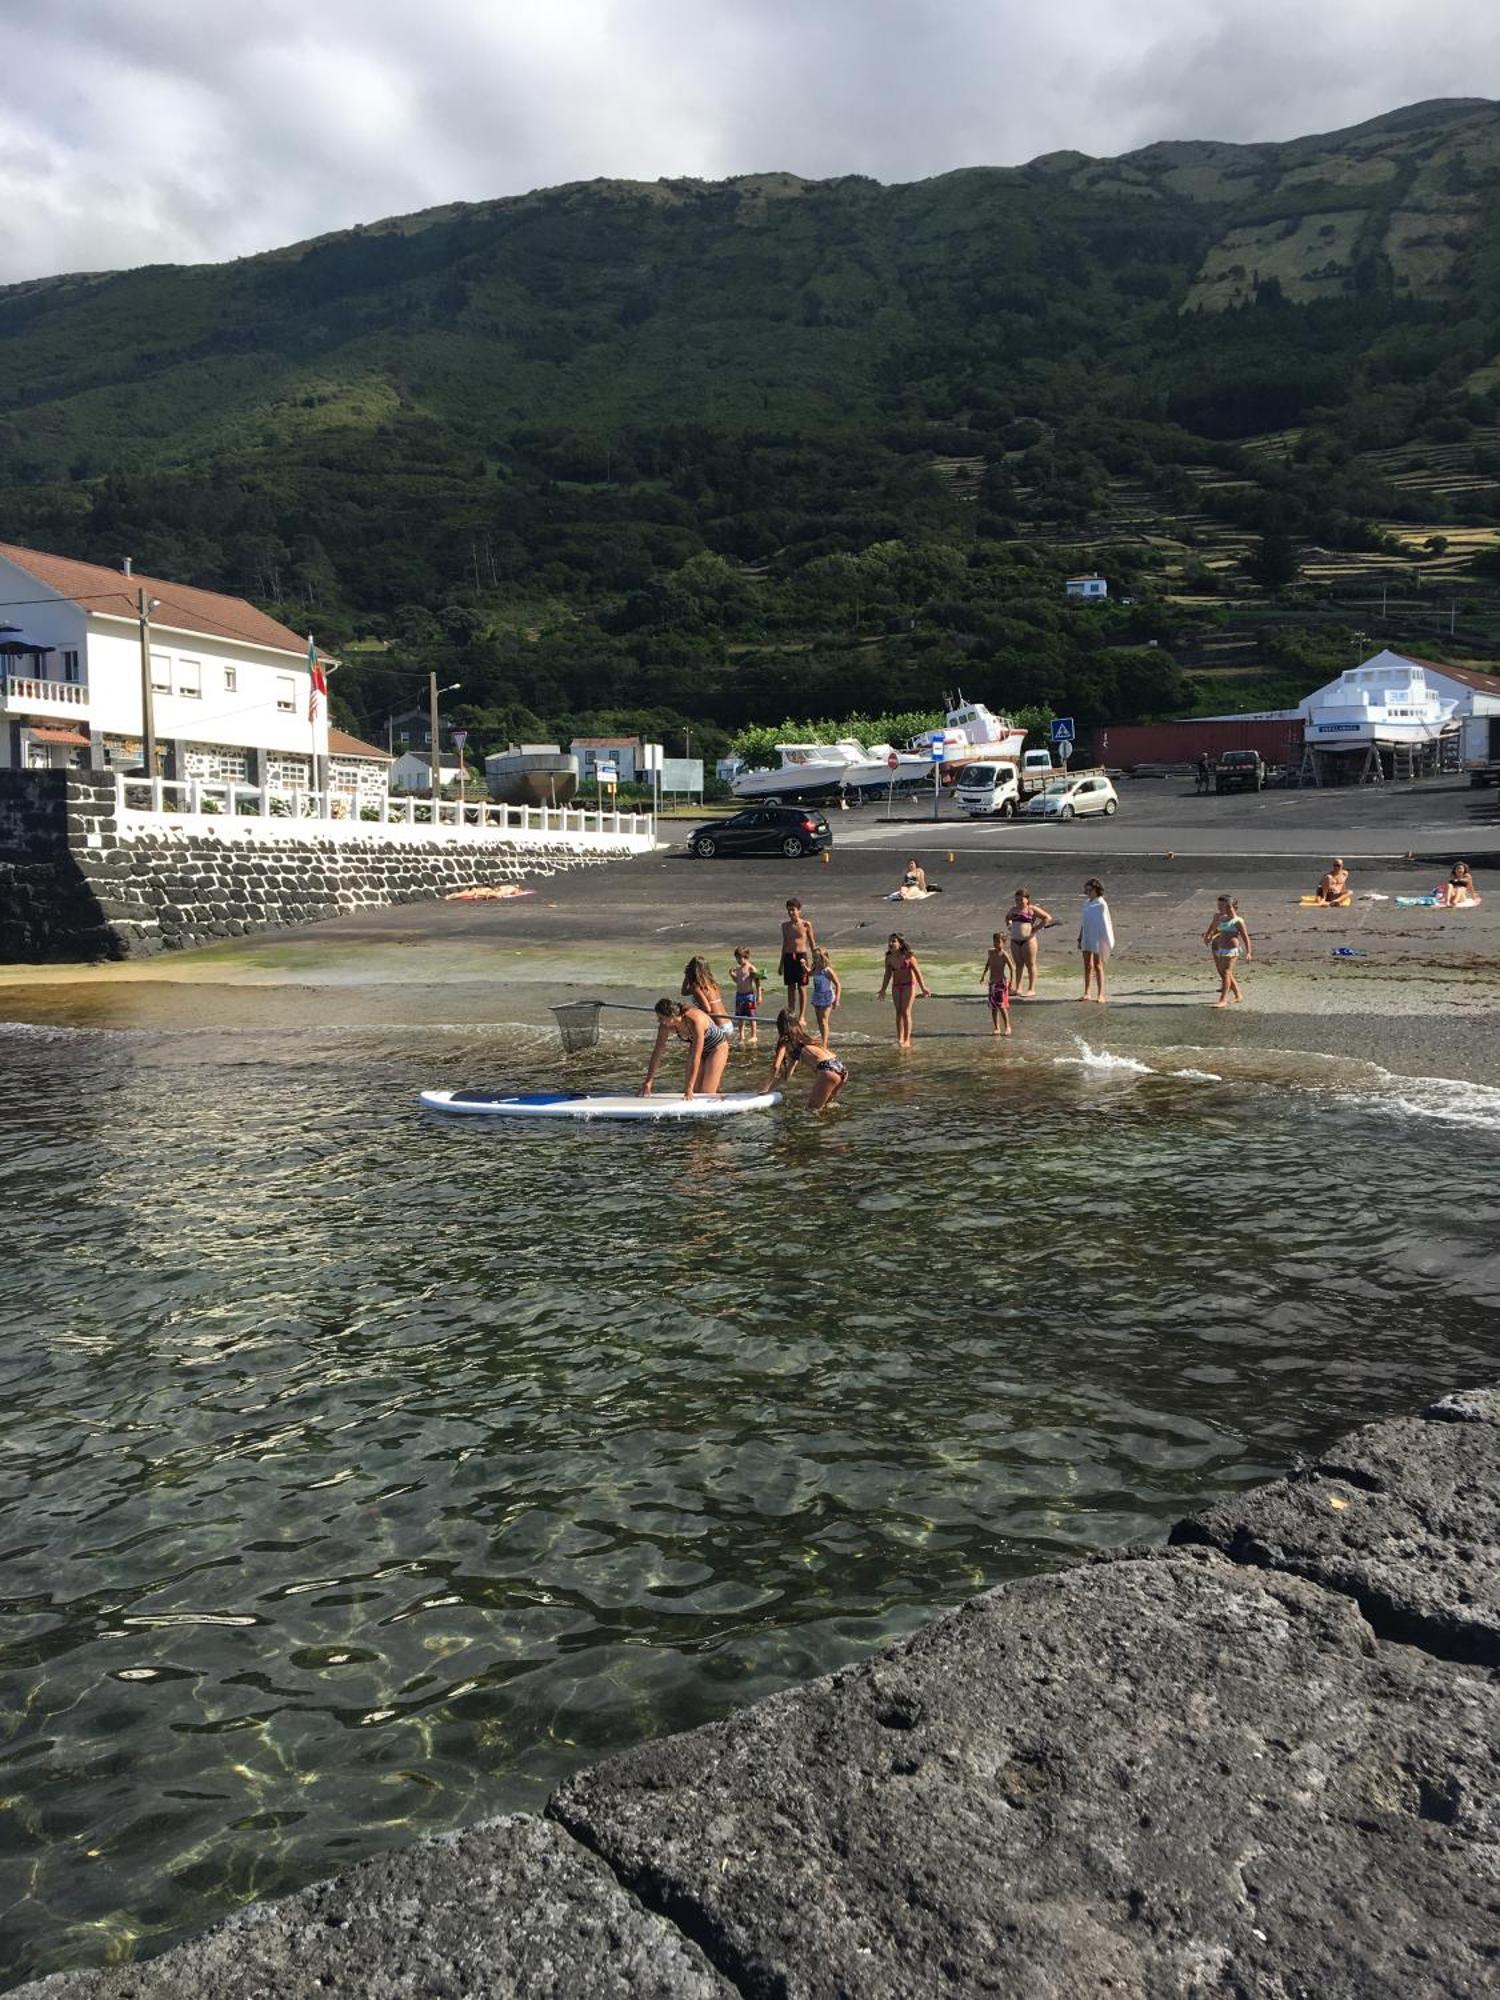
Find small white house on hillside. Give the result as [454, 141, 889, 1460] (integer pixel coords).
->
[0, 541, 336, 788]
[1065, 574, 1108, 601]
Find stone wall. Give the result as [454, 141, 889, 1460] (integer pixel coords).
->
[14, 1385, 1500, 1998]
[0, 773, 647, 961]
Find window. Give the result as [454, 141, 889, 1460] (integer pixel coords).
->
[275, 675, 296, 712]
[224, 667, 238, 693]
[62, 650, 81, 684]
[183, 743, 249, 783]
[177, 658, 201, 699]
[266, 754, 311, 791]
[150, 651, 171, 693]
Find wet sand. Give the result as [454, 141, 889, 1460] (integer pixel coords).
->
[1, 838, 1495, 1081]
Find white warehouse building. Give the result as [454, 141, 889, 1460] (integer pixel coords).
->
[0, 541, 342, 790]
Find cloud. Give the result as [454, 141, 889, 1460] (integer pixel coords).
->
[0, 0, 1495, 281]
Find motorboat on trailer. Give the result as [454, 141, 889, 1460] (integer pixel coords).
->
[1300, 657, 1457, 749]
[729, 700, 1032, 805]
[730, 739, 930, 804]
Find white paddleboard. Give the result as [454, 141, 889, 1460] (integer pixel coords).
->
[420, 1089, 783, 1121]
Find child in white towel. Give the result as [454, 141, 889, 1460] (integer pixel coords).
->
[1078, 878, 1115, 1002]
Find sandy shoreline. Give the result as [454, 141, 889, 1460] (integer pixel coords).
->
[1, 840, 1495, 1081]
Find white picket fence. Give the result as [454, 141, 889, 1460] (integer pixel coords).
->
[112, 775, 656, 850]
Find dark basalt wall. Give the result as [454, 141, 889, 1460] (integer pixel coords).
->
[0, 773, 637, 960]
[13, 1386, 1500, 1999]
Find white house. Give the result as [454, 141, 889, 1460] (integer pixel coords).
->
[570, 735, 644, 782]
[0, 541, 336, 788]
[1065, 574, 1108, 601]
[390, 749, 467, 794]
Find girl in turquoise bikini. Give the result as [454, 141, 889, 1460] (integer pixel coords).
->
[1202, 895, 1252, 1008]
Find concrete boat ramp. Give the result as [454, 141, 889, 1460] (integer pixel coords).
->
[17, 1388, 1500, 1998]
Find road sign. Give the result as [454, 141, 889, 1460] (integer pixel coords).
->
[887, 751, 900, 771]
[596, 761, 618, 783]
[450, 728, 468, 750]
[930, 739, 945, 761]
[1050, 717, 1076, 745]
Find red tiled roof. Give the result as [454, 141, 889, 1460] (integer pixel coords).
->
[571, 735, 641, 748]
[26, 725, 91, 746]
[1396, 653, 1500, 695]
[0, 542, 312, 657]
[328, 727, 391, 760]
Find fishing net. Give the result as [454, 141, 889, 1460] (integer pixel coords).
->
[552, 1001, 604, 1053]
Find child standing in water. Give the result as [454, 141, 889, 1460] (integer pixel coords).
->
[731, 946, 764, 1047]
[879, 933, 931, 1049]
[1078, 878, 1115, 1003]
[1202, 895, 1252, 1007]
[809, 948, 842, 1039]
[980, 933, 1014, 1037]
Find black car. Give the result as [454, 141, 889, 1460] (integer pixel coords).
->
[686, 804, 833, 859]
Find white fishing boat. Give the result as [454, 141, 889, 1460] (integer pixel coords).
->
[731, 700, 1031, 804]
[731, 740, 932, 803]
[921, 700, 1030, 768]
[1301, 658, 1457, 748]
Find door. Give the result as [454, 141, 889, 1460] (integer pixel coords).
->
[721, 811, 763, 854]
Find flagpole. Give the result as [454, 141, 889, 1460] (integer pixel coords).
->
[307, 634, 327, 811]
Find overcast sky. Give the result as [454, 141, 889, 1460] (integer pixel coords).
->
[1, 0, 1497, 284]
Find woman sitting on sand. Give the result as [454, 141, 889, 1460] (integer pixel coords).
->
[765, 1011, 848, 1113]
[889, 857, 932, 900]
[1438, 862, 1478, 907]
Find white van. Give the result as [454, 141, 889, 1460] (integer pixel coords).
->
[955, 750, 1056, 818]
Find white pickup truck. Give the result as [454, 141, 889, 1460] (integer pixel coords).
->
[956, 751, 1066, 819]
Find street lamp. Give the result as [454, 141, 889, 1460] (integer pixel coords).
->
[429, 676, 461, 807]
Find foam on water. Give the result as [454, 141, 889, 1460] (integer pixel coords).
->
[1350, 1066, 1500, 1134]
[1053, 1037, 1155, 1075]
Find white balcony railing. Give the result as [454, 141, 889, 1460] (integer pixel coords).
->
[5, 675, 88, 712]
[111, 773, 656, 849]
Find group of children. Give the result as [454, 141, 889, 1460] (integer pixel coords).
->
[640, 878, 1265, 1111]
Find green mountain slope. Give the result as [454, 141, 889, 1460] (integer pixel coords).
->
[2, 96, 1500, 745]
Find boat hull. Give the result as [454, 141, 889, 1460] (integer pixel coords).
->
[485, 753, 580, 806]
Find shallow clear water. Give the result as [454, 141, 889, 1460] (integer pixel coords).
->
[3, 1020, 1499, 1983]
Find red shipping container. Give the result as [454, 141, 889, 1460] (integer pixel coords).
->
[1097, 717, 1304, 771]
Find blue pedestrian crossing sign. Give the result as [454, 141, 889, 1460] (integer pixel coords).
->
[1050, 717, 1076, 746]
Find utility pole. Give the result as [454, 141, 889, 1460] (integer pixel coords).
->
[136, 587, 159, 779]
[428, 676, 461, 812]
[429, 671, 442, 809]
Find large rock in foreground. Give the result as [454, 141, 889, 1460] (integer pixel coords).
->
[13, 1817, 729, 2000]
[553, 1548, 1500, 1998]
[15, 1388, 1500, 1999]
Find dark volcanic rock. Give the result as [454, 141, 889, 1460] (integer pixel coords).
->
[1173, 1388, 1500, 1665]
[552, 1550, 1500, 2000]
[12, 1815, 730, 1999]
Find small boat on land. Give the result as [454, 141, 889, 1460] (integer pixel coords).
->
[730, 699, 1030, 805]
[484, 747, 579, 806]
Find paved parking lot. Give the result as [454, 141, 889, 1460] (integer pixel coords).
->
[833, 777, 1499, 862]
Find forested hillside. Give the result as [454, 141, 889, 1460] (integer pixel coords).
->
[3, 95, 1500, 753]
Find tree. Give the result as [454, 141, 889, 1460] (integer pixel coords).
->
[1247, 528, 1300, 590]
